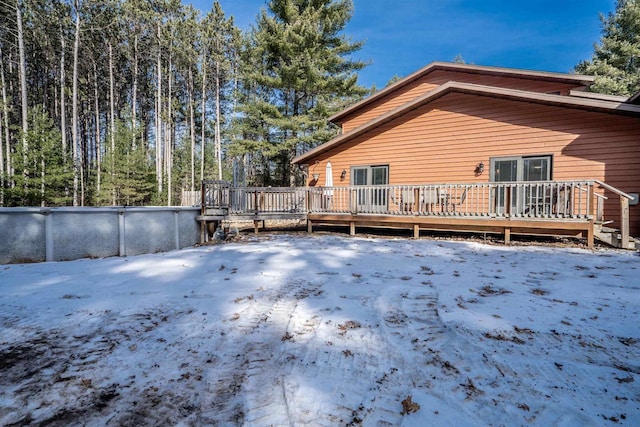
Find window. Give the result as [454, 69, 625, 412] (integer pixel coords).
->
[350, 165, 389, 186]
[351, 165, 389, 210]
[490, 155, 552, 182]
[490, 155, 552, 214]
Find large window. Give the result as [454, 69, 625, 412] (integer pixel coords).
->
[351, 165, 388, 186]
[490, 155, 552, 182]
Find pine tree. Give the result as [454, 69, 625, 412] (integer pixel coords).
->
[200, 2, 242, 183]
[97, 118, 155, 206]
[233, 0, 367, 186]
[8, 108, 71, 206]
[575, 0, 640, 95]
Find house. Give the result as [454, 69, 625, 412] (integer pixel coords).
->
[292, 62, 640, 242]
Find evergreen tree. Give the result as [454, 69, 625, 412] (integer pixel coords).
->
[200, 2, 241, 184]
[8, 108, 71, 206]
[233, 0, 367, 186]
[575, 0, 640, 95]
[97, 118, 155, 206]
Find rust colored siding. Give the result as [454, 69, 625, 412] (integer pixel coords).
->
[340, 70, 586, 133]
[310, 92, 640, 235]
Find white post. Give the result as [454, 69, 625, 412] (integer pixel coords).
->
[174, 210, 180, 250]
[118, 209, 126, 256]
[44, 209, 53, 262]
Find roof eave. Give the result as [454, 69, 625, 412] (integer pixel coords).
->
[294, 83, 458, 164]
[293, 82, 640, 165]
[328, 61, 596, 124]
[628, 89, 640, 105]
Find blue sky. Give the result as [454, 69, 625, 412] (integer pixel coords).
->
[185, 0, 615, 89]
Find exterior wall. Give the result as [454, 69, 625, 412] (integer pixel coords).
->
[0, 207, 201, 264]
[340, 70, 586, 133]
[310, 92, 640, 235]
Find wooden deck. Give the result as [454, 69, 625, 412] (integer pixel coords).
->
[197, 180, 635, 249]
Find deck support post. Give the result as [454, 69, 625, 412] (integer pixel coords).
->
[307, 219, 313, 233]
[587, 221, 594, 250]
[349, 221, 355, 236]
[253, 220, 260, 234]
[620, 197, 630, 249]
[413, 224, 419, 239]
[504, 227, 511, 245]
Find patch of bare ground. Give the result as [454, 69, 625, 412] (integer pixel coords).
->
[472, 285, 512, 297]
[201, 225, 607, 250]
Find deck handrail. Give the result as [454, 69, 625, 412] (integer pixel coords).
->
[200, 179, 632, 245]
[202, 180, 593, 218]
[594, 179, 634, 200]
[198, 179, 634, 248]
[593, 180, 632, 247]
[306, 181, 595, 219]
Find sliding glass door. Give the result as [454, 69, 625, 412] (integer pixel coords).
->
[351, 165, 389, 211]
[491, 156, 551, 214]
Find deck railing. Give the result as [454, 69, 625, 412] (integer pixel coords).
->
[228, 187, 309, 214]
[202, 180, 599, 220]
[307, 181, 594, 219]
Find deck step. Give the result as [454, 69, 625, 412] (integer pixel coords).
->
[594, 226, 638, 250]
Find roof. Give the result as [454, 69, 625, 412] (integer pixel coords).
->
[328, 62, 596, 125]
[569, 90, 629, 103]
[293, 81, 640, 165]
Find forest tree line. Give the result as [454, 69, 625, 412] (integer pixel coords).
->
[1, 0, 638, 207]
[0, 0, 367, 207]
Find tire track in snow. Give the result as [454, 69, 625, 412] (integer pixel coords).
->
[204, 279, 321, 426]
[357, 289, 446, 426]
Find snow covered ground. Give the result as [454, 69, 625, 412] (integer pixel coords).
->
[1, 233, 638, 426]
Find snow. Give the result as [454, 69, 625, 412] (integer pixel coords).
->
[1, 233, 638, 426]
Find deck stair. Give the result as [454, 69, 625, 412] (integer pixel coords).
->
[594, 224, 638, 250]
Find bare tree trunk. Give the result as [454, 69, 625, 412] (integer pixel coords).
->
[0, 46, 6, 205]
[109, 42, 116, 205]
[2, 50, 11, 184]
[93, 60, 101, 195]
[155, 23, 162, 195]
[188, 68, 195, 190]
[166, 53, 173, 206]
[17, 0, 28, 182]
[80, 145, 84, 205]
[214, 62, 222, 181]
[71, 0, 81, 206]
[200, 61, 206, 183]
[0, 113, 3, 205]
[0, 112, 3, 206]
[40, 151, 45, 206]
[60, 30, 67, 156]
[132, 34, 138, 147]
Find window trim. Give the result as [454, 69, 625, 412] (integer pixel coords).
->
[350, 164, 389, 186]
[489, 155, 553, 182]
